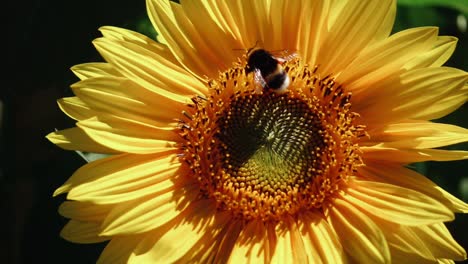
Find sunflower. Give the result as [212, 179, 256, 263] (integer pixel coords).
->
[47, 0, 468, 263]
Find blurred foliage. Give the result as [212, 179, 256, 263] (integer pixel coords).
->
[398, 0, 468, 16]
[131, 13, 158, 40]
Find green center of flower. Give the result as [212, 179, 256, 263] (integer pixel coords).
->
[179, 58, 365, 221]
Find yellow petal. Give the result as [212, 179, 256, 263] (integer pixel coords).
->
[356, 67, 468, 124]
[97, 236, 141, 264]
[58, 201, 112, 222]
[224, 0, 267, 49]
[54, 152, 175, 196]
[98, 25, 210, 91]
[328, 0, 395, 42]
[384, 223, 466, 263]
[67, 153, 184, 204]
[182, 0, 242, 44]
[345, 180, 454, 225]
[390, 251, 435, 264]
[183, 219, 243, 263]
[434, 186, 468, 213]
[366, 121, 468, 149]
[412, 224, 466, 261]
[362, 146, 468, 163]
[100, 183, 198, 236]
[179, 0, 241, 65]
[147, 0, 220, 80]
[99, 26, 159, 45]
[372, 0, 396, 42]
[438, 259, 455, 264]
[327, 198, 391, 264]
[70, 168, 181, 204]
[318, 0, 395, 75]
[270, 216, 307, 263]
[71, 62, 120, 80]
[381, 219, 436, 261]
[292, 0, 329, 66]
[46, 127, 116, 154]
[229, 220, 275, 264]
[98, 25, 203, 78]
[71, 76, 185, 125]
[77, 115, 179, 154]
[171, 216, 242, 263]
[127, 199, 227, 263]
[210, 220, 244, 264]
[60, 220, 109, 244]
[93, 36, 207, 98]
[264, 0, 294, 50]
[359, 162, 468, 213]
[299, 211, 346, 264]
[57, 97, 95, 121]
[339, 27, 439, 91]
[414, 84, 468, 120]
[404, 36, 458, 69]
[327, 0, 347, 27]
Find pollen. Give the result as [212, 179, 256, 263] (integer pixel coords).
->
[178, 59, 365, 221]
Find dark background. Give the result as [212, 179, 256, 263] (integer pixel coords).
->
[4, 1, 468, 263]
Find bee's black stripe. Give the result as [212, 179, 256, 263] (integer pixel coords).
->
[267, 73, 287, 90]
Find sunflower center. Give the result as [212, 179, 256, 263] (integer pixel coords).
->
[217, 94, 324, 197]
[179, 58, 365, 221]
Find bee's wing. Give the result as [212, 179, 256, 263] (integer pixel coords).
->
[270, 50, 298, 64]
[253, 68, 267, 93]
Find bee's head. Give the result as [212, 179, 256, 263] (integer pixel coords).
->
[246, 49, 277, 74]
[246, 40, 261, 57]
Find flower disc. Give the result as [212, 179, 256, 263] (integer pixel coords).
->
[180, 60, 365, 221]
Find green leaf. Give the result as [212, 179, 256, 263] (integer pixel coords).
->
[75, 151, 110, 163]
[398, 0, 468, 15]
[392, 6, 449, 33]
[461, 178, 468, 201]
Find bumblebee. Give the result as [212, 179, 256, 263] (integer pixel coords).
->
[246, 48, 296, 93]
